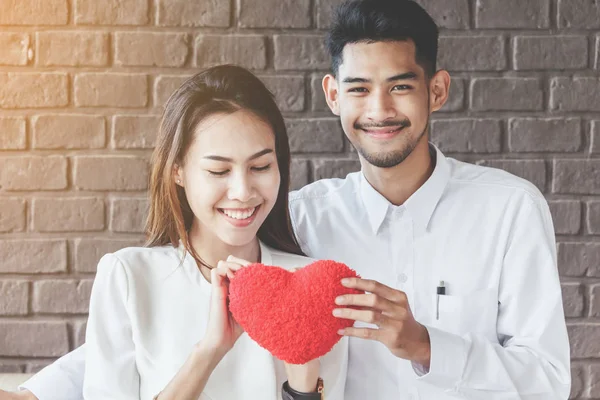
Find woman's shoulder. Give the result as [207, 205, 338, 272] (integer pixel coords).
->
[100, 244, 184, 277]
[266, 246, 317, 271]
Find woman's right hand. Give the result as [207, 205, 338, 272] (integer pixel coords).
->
[0, 390, 38, 400]
[197, 259, 247, 361]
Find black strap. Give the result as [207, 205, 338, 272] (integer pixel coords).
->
[281, 381, 321, 400]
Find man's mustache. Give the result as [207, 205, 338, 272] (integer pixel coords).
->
[354, 119, 411, 130]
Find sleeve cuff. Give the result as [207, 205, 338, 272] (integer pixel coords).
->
[19, 364, 82, 400]
[414, 325, 470, 391]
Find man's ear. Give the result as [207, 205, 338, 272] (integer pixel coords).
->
[174, 164, 184, 187]
[429, 70, 451, 113]
[322, 74, 340, 116]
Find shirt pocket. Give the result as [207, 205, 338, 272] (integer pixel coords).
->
[430, 289, 499, 342]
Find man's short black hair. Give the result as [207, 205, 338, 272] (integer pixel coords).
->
[326, 0, 439, 78]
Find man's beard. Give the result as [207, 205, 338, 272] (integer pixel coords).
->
[353, 121, 428, 169]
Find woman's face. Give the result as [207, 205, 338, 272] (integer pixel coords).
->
[175, 109, 280, 248]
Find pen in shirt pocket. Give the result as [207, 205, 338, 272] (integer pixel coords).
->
[436, 281, 446, 320]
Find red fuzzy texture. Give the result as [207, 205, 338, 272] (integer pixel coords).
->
[229, 260, 362, 364]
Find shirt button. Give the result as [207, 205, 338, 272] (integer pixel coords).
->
[398, 273, 408, 283]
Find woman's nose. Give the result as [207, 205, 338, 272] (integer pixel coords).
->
[227, 173, 253, 202]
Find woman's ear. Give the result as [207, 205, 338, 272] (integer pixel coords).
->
[429, 70, 451, 113]
[322, 74, 341, 116]
[174, 164, 184, 187]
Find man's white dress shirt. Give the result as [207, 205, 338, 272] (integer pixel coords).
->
[20, 145, 570, 399]
[288, 145, 570, 399]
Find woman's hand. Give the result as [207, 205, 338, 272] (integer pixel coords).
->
[198, 257, 249, 360]
[0, 390, 38, 400]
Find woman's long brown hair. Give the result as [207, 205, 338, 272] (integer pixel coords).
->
[145, 65, 304, 265]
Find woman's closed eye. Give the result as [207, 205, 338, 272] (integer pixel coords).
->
[251, 164, 271, 172]
[207, 169, 229, 176]
[207, 164, 271, 176]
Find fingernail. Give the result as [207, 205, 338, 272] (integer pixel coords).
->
[335, 296, 345, 305]
[341, 278, 350, 286]
[332, 309, 342, 317]
[337, 329, 345, 335]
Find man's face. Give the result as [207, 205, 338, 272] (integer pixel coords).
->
[325, 40, 433, 168]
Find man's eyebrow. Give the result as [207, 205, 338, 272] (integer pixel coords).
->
[386, 72, 418, 81]
[341, 72, 418, 84]
[203, 148, 274, 162]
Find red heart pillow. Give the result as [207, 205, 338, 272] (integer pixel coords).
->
[229, 260, 362, 364]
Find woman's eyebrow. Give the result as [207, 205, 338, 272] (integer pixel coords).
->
[202, 148, 274, 162]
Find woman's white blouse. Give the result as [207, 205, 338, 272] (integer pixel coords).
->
[82, 242, 347, 400]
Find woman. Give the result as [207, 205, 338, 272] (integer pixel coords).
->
[4, 65, 346, 400]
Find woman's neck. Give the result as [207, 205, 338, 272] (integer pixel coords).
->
[187, 221, 261, 281]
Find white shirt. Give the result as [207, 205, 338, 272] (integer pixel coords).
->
[54, 242, 346, 400]
[288, 145, 570, 399]
[21, 145, 570, 399]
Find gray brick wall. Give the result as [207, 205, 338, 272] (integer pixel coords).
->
[0, 0, 597, 396]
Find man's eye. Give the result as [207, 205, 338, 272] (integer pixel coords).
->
[348, 87, 368, 93]
[392, 85, 412, 91]
[208, 170, 229, 176]
[252, 164, 271, 172]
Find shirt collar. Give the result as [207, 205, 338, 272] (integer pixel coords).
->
[359, 144, 451, 236]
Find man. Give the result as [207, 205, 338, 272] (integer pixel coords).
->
[4, 0, 570, 399]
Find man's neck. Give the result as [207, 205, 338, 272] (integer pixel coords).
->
[361, 137, 434, 206]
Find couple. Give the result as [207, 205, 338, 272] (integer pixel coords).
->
[5, 0, 571, 399]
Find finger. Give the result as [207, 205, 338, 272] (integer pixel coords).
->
[216, 261, 245, 278]
[215, 266, 236, 281]
[341, 278, 408, 304]
[338, 326, 384, 342]
[334, 293, 403, 317]
[332, 307, 400, 328]
[226, 255, 252, 266]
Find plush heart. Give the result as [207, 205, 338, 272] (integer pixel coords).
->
[229, 260, 363, 364]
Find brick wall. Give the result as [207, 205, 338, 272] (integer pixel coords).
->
[0, 0, 598, 397]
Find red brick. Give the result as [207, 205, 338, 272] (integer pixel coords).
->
[32, 115, 106, 149]
[0, 156, 67, 190]
[110, 197, 149, 233]
[0, 240, 67, 273]
[0, 0, 68, 25]
[157, 0, 230, 27]
[75, 0, 149, 25]
[0, 198, 26, 232]
[112, 115, 160, 149]
[0, 117, 26, 149]
[154, 75, 188, 108]
[0, 321, 68, 357]
[33, 280, 93, 314]
[74, 156, 149, 191]
[33, 197, 105, 232]
[74, 73, 148, 108]
[115, 32, 189, 67]
[0, 280, 29, 315]
[36, 31, 109, 66]
[0, 73, 68, 108]
[0, 32, 30, 65]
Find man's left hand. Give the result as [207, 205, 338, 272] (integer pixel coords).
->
[333, 278, 431, 368]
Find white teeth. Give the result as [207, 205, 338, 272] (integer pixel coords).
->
[222, 207, 256, 220]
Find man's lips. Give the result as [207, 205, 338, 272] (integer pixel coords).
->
[360, 126, 405, 137]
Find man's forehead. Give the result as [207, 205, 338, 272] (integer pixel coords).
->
[338, 41, 422, 80]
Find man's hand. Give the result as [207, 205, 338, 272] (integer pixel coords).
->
[333, 278, 431, 368]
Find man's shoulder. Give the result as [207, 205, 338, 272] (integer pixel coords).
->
[447, 157, 546, 203]
[289, 172, 360, 204]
